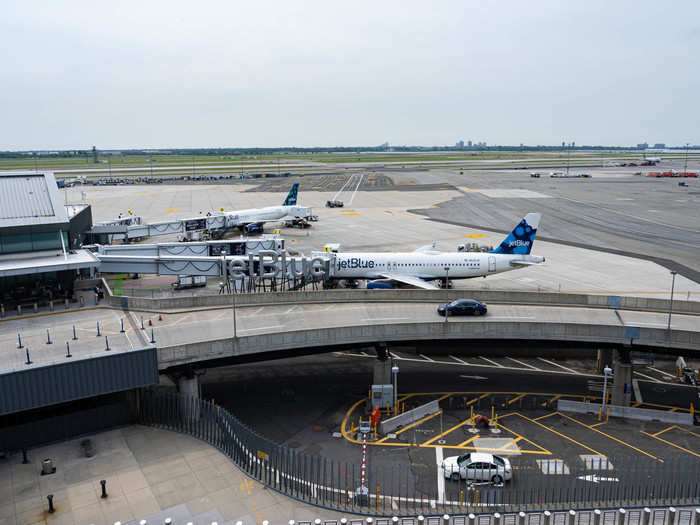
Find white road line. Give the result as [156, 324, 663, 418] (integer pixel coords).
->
[506, 357, 539, 370]
[238, 325, 283, 333]
[647, 366, 677, 379]
[479, 356, 503, 367]
[436, 446, 445, 503]
[632, 379, 643, 403]
[538, 357, 581, 374]
[285, 305, 298, 314]
[123, 330, 134, 350]
[360, 351, 369, 356]
[633, 371, 662, 383]
[419, 354, 435, 362]
[449, 355, 467, 364]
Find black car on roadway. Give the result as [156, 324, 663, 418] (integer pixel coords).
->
[437, 299, 487, 316]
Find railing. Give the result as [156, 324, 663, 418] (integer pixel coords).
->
[136, 390, 700, 517]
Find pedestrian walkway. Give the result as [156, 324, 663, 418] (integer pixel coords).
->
[0, 425, 353, 525]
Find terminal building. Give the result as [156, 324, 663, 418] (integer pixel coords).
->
[0, 171, 99, 309]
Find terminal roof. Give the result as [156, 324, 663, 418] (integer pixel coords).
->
[0, 171, 68, 227]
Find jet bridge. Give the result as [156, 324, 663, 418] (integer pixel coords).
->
[89, 214, 227, 242]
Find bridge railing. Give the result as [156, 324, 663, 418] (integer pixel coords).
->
[136, 390, 700, 517]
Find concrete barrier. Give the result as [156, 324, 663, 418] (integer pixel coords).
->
[157, 321, 700, 370]
[380, 400, 440, 435]
[558, 399, 693, 425]
[106, 286, 700, 316]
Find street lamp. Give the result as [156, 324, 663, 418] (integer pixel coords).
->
[391, 360, 399, 414]
[667, 270, 677, 330]
[602, 366, 612, 413]
[444, 266, 450, 323]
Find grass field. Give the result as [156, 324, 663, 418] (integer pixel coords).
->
[1, 150, 696, 173]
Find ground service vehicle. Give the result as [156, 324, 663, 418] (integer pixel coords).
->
[437, 299, 487, 316]
[172, 275, 207, 290]
[442, 452, 512, 483]
[326, 200, 344, 208]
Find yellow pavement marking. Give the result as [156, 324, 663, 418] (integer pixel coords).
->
[506, 412, 605, 457]
[435, 393, 453, 402]
[556, 412, 662, 462]
[466, 393, 491, 406]
[640, 431, 700, 458]
[507, 394, 527, 406]
[456, 434, 480, 448]
[632, 402, 642, 407]
[164, 208, 179, 212]
[652, 425, 677, 437]
[544, 394, 562, 407]
[422, 419, 473, 446]
[670, 408, 679, 412]
[343, 213, 361, 216]
[591, 421, 607, 428]
[495, 420, 551, 455]
[496, 436, 523, 451]
[533, 412, 558, 421]
[463, 233, 488, 238]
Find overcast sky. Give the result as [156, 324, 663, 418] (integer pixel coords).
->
[2, 1, 698, 150]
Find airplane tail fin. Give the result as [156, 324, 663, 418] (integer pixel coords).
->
[490, 213, 541, 255]
[283, 183, 299, 206]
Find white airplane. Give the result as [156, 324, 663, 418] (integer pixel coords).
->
[224, 183, 310, 233]
[330, 213, 544, 289]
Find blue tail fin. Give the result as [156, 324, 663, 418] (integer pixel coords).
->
[283, 183, 299, 206]
[490, 213, 541, 255]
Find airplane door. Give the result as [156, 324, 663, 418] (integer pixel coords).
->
[488, 256, 496, 272]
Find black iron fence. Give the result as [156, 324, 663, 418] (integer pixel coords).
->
[136, 390, 700, 516]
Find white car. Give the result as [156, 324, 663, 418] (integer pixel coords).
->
[442, 452, 512, 483]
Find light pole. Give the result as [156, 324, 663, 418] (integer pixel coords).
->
[667, 270, 677, 330]
[444, 266, 450, 323]
[602, 366, 612, 413]
[391, 360, 399, 414]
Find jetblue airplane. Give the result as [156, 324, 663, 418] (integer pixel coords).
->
[330, 213, 544, 289]
[224, 183, 304, 233]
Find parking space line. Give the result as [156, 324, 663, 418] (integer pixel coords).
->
[494, 420, 551, 455]
[466, 393, 491, 406]
[640, 431, 700, 458]
[506, 394, 527, 406]
[479, 356, 503, 367]
[449, 355, 467, 364]
[634, 370, 662, 383]
[419, 354, 435, 362]
[423, 419, 472, 446]
[505, 412, 604, 456]
[537, 358, 580, 374]
[455, 434, 480, 448]
[533, 413, 558, 421]
[556, 412, 662, 461]
[647, 366, 677, 379]
[591, 421, 607, 428]
[652, 425, 676, 437]
[544, 394, 562, 407]
[506, 357, 539, 370]
[675, 427, 700, 439]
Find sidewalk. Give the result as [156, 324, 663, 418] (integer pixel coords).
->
[0, 426, 357, 525]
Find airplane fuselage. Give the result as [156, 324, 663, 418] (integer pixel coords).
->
[332, 251, 543, 281]
[225, 206, 290, 228]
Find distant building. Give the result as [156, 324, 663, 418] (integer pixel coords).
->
[456, 140, 464, 149]
[637, 143, 648, 149]
[467, 140, 472, 148]
[653, 143, 665, 149]
[562, 141, 566, 148]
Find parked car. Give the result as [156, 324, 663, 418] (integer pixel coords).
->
[437, 298, 487, 316]
[326, 200, 344, 208]
[442, 452, 512, 483]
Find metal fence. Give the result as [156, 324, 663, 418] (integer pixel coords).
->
[137, 391, 700, 517]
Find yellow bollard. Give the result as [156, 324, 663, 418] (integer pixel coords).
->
[377, 484, 380, 510]
[475, 490, 479, 506]
[374, 423, 377, 440]
[470, 405, 474, 422]
[491, 405, 495, 421]
[460, 490, 464, 505]
[494, 413, 498, 431]
[606, 407, 610, 422]
[598, 406, 602, 422]
[690, 403, 695, 415]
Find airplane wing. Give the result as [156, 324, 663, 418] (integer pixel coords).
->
[372, 274, 439, 290]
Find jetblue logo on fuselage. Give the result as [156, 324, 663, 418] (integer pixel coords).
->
[337, 258, 375, 270]
[508, 240, 530, 248]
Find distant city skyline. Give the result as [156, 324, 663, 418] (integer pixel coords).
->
[2, 1, 698, 150]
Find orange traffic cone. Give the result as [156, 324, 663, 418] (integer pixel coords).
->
[148, 319, 152, 326]
[158, 314, 163, 321]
